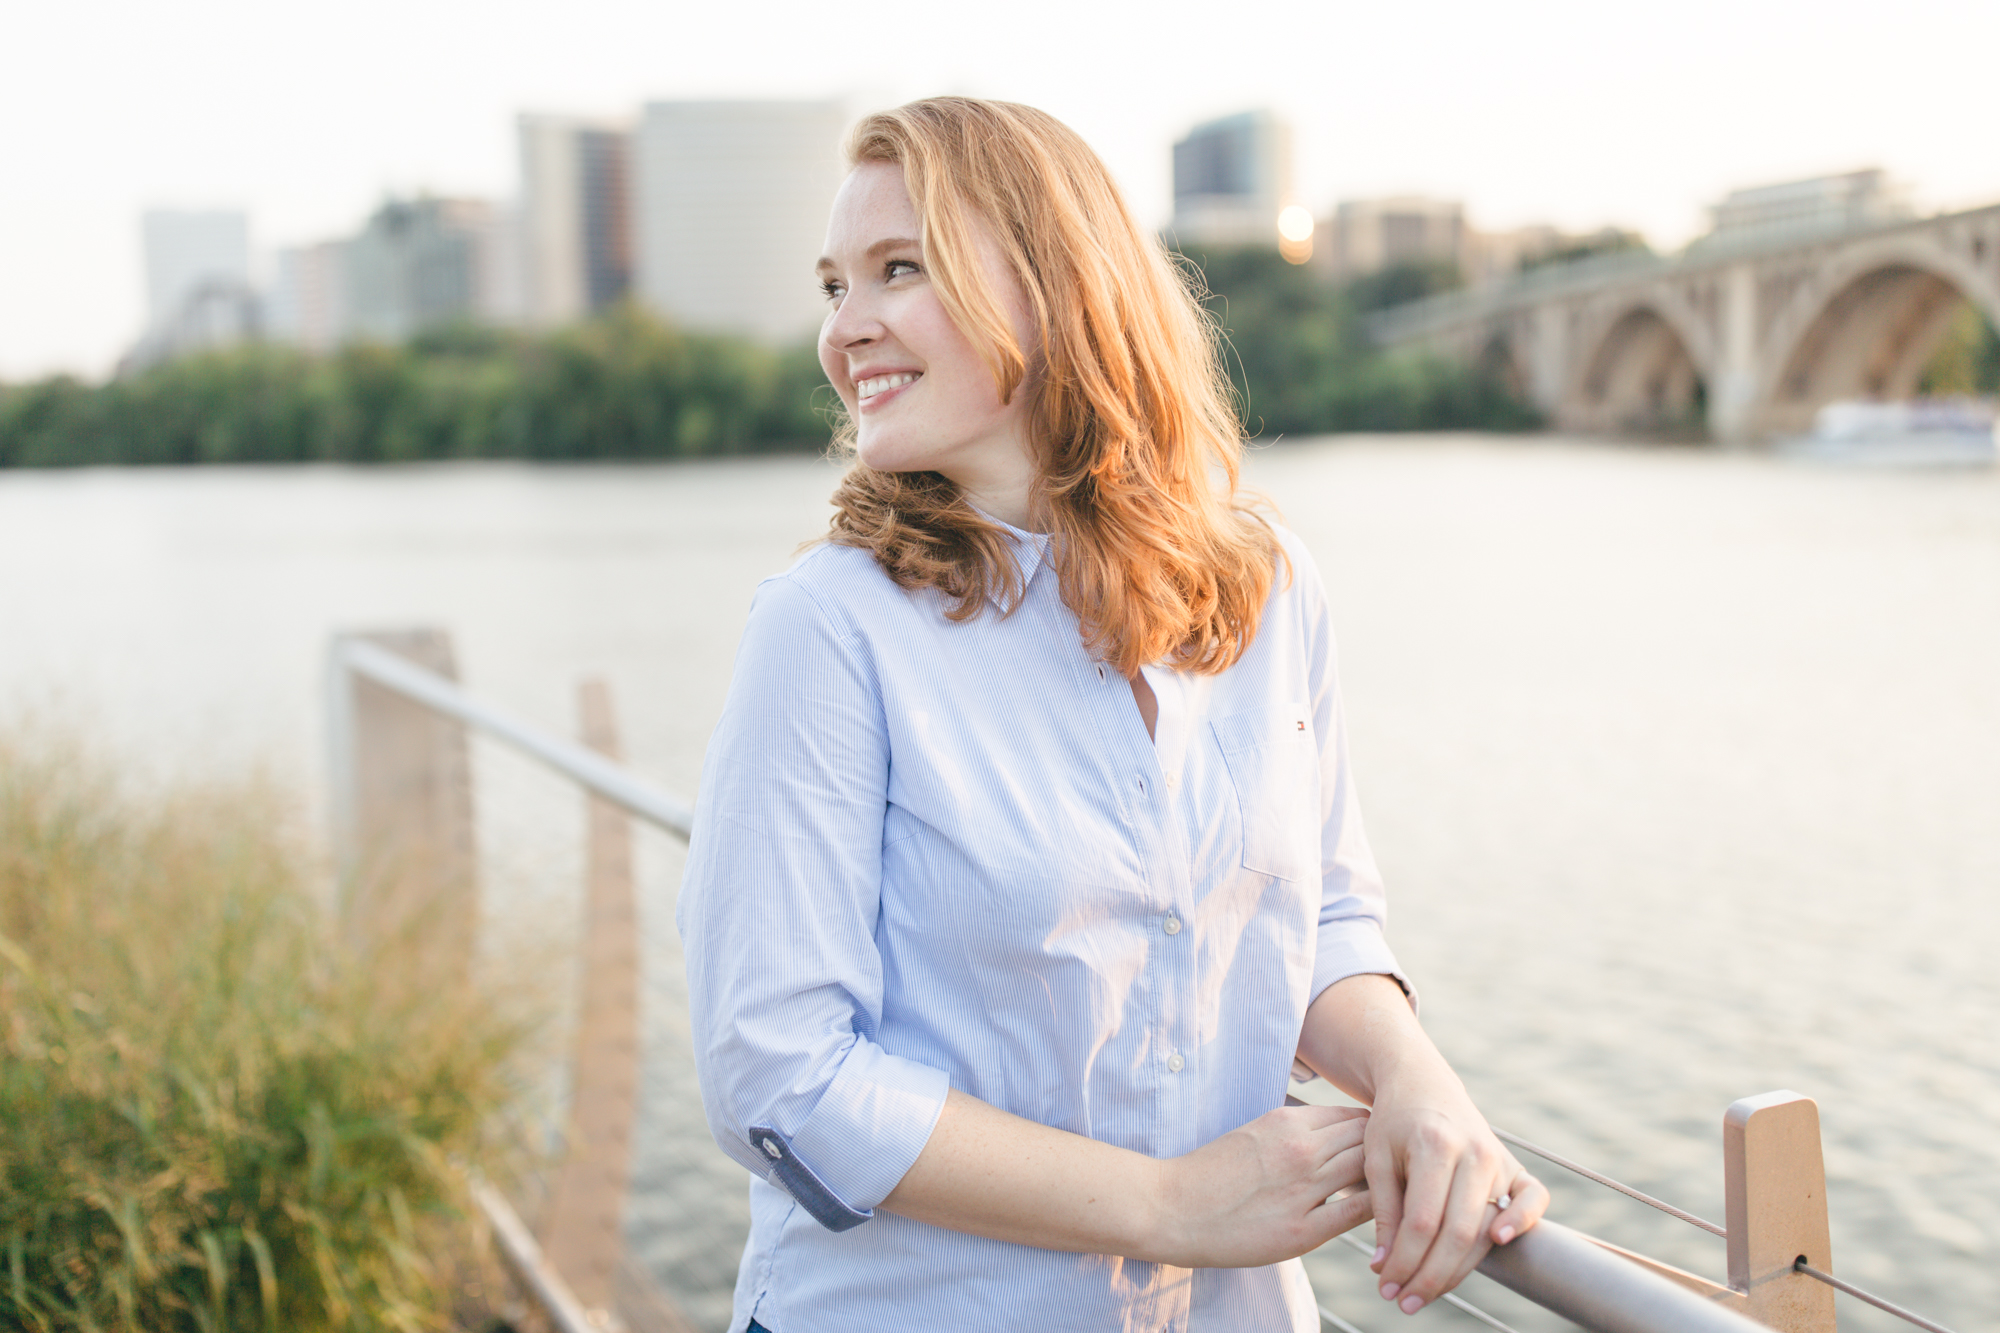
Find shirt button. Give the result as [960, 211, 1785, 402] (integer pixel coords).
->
[1163, 914, 1182, 935]
[1167, 1053, 1185, 1073]
[1164, 772, 1179, 790]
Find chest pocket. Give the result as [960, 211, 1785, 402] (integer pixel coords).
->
[1210, 705, 1318, 882]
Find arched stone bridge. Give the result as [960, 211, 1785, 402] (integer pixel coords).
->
[1368, 204, 2000, 442]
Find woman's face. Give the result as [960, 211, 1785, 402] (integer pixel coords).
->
[816, 161, 1039, 517]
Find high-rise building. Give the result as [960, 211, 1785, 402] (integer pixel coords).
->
[124, 209, 259, 370]
[471, 200, 525, 326]
[633, 100, 847, 342]
[1704, 169, 1910, 243]
[268, 241, 350, 352]
[1317, 197, 1467, 279]
[268, 197, 517, 353]
[344, 197, 499, 342]
[519, 115, 633, 326]
[142, 209, 252, 332]
[1170, 111, 1293, 250]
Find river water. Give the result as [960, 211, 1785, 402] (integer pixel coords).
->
[1, 437, 1994, 1332]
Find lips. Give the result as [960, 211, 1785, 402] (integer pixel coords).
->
[855, 371, 922, 406]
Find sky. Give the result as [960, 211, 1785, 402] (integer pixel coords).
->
[5, 0, 1999, 380]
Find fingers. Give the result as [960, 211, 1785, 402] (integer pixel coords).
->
[1304, 1186, 1373, 1247]
[1489, 1166, 1548, 1246]
[1310, 1133, 1369, 1196]
[1393, 1156, 1495, 1311]
[1309, 1110, 1370, 1158]
[1295, 1103, 1371, 1131]
[1362, 1120, 1403, 1274]
[1374, 1128, 1452, 1305]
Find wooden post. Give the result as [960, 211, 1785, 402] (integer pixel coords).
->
[1725, 1091, 1837, 1333]
[538, 678, 641, 1321]
[328, 629, 479, 983]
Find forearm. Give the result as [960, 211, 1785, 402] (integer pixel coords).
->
[1296, 972, 1460, 1108]
[880, 1086, 1373, 1269]
[880, 1087, 1168, 1258]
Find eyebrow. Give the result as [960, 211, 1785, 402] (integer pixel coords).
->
[815, 236, 922, 275]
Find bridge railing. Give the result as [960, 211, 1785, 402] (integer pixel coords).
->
[1366, 201, 2000, 349]
[326, 629, 1961, 1333]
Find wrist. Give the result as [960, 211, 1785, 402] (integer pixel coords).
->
[1133, 1151, 1190, 1265]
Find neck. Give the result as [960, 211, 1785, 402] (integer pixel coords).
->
[959, 482, 1036, 531]
[946, 431, 1041, 532]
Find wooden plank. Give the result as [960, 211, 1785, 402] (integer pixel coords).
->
[1581, 1233, 1747, 1305]
[539, 678, 642, 1321]
[1725, 1091, 1838, 1333]
[334, 629, 478, 983]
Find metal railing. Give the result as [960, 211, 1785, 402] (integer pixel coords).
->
[335, 635, 692, 840]
[326, 631, 1963, 1333]
[1492, 1125, 1960, 1333]
[473, 1181, 606, 1333]
[328, 631, 696, 1333]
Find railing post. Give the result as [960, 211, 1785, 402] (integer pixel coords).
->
[326, 629, 479, 982]
[1725, 1091, 1837, 1333]
[538, 678, 641, 1321]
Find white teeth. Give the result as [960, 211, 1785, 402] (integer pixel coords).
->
[856, 372, 920, 401]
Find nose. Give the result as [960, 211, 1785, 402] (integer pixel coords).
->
[822, 283, 883, 354]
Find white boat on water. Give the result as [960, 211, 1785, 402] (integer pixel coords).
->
[1781, 396, 1998, 467]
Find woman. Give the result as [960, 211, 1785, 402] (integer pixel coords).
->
[677, 97, 1546, 1333]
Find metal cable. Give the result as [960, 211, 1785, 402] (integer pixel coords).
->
[1333, 1233, 1524, 1333]
[1492, 1128, 1727, 1237]
[1795, 1261, 1960, 1333]
[1490, 1130, 1962, 1333]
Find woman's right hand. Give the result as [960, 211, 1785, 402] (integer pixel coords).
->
[1149, 1104, 1372, 1268]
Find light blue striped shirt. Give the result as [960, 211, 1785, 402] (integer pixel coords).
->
[677, 517, 1405, 1333]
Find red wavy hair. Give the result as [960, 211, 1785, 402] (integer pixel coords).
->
[823, 97, 1281, 676]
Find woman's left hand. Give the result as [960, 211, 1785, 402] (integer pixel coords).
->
[1361, 1063, 1547, 1314]
[1295, 974, 1549, 1316]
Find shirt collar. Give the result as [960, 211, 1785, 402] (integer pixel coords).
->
[969, 506, 1053, 613]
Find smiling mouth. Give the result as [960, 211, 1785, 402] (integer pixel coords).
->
[856, 372, 921, 402]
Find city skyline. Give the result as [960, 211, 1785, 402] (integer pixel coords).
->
[6, 0, 1999, 379]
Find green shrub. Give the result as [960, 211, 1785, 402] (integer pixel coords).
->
[0, 306, 833, 468]
[0, 739, 531, 1332]
[1183, 246, 1541, 436]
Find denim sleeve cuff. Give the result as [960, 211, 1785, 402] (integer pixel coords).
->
[782, 1043, 951, 1223]
[747, 1126, 872, 1231]
[1310, 918, 1417, 1015]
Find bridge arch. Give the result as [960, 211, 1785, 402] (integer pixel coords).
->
[1756, 235, 2000, 436]
[1564, 295, 1713, 436]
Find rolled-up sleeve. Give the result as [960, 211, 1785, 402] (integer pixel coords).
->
[676, 574, 950, 1227]
[1289, 535, 1415, 1011]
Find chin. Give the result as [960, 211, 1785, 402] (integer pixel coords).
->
[854, 429, 944, 475]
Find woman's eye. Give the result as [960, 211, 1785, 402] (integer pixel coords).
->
[819, 279, 844, 302]
[887, 260, 920, 280]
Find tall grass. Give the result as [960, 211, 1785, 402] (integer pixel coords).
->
[0, 737, 534, 1332]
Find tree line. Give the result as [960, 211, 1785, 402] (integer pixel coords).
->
[0, 255, 1538, 468]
